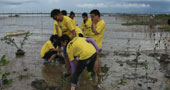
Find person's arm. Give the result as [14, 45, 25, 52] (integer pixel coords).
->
[86, 38, 99, 51]
[92, 23, 99, 35]
[92, 19, 99, 35]
[72, 30, 76, 38]
[55, 24, 59, 36]
[70, 60, 76, 73]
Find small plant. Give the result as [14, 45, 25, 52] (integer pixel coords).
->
[0, 55, 13, 89]
[135, 45, 141, 75]
[144, 60, 148, 80]
[1, 33, 31, 56]
[125, 39, 130, 55]
[162, 38, 169, 54]
[110, 78, 127, 89]
[101, 64, 110, 81]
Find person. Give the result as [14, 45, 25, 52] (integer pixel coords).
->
[69, 11, 77, 26]
[90, 9, 106, 85]
[61, 10, 67, 16]
[81, 12, 94, 38]
[51, 9, 77, 76]
[60, 35, 100, 90]
[51, 12, 62, 37]
[40, 35, 61, 63]
[69, 11, 84, 37]
[167, 19, 170, 42]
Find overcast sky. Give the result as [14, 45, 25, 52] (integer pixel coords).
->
[0, 0, 170, 14]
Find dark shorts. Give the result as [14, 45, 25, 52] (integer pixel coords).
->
[71, 53, 97, 86]
[43, 50, 58, 60]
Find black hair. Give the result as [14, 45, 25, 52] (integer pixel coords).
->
[50, 9, 60, 18]
[90, 9, 100, 17]
[70, 11, 75, 16]
[50, 35, 61, 47]
[168, 19, 170, 25]
[61, 10, 67, 16]
[79, 33, 84, 37]
[82, 12, 88, 17]
[60, 34, 71, 42]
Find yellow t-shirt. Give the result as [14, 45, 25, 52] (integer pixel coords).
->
[75, 26, 83, 37]
[53, 20, 62, 37]
[59, 16, 75, 39]
[72, 18, 77, 26]
[40, 40, 55, 58]
[92, 19, 106, 49]
[66, 37, 96, 61]
[81, 18, 94, 37]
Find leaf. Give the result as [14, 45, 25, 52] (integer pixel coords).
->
[1, 55, 6, 63]
[0, 72, 3, 75]
[8, 79, 13, 85]
[3, 61, 9, 66]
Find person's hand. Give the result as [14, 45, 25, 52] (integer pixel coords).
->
[92, 19, 97, 24]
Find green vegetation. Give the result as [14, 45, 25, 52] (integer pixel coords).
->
[0, 55, 13, 89]
[121, 14, 170, 31]
[1, 33, 32, 56]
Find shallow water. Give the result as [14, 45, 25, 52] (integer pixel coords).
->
[0, 14, 170, 90]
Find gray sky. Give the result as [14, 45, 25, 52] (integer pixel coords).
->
[0, 0, 170, 13]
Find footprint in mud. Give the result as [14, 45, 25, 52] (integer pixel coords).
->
[31, 79, 61, 90]
[126, 59, 145, 67]
[123, 73, 157, 83]
[113, 51, 131, 57]
[148, 53, 160, 57]
[31, 79, 48, 90]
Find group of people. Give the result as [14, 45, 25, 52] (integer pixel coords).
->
[40, 9, 106, 90]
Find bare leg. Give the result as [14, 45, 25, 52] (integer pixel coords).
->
[64, 56, 71, 74]
[71, 86, 76, 90]
[48, 54, 57, 62]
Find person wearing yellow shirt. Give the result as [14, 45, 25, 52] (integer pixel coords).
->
[50, 9, 76, 39]
[75, 26, 84, 37]
[40, 35, 61, 63]
[50, 9, 77, 76]
[69, 11, 77, 26]
[61, 10, 67, 16]
[69, 11, 84, 37]
[53, 20, 62, 37]
[60, 35, 100, 90]
[81, 12, 94, 38]
[90, 9, 106, 86]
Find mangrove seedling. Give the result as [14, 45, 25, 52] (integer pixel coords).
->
[135, 45, 141, 75]
[144, 60, 148, 80]
[0, 55, 13, 89]
[1, 33, 32, 56]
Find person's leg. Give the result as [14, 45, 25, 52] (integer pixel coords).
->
[92, 51, 102, 86]
[87, 53, 97, 83]
[96, 50, 102, 85]
[64, 56, 71, 74]
[48, 54, 57, 62]
[44, 50, 58, 63]
[71, 60, 86, 90]
[63, 46, 71, 76]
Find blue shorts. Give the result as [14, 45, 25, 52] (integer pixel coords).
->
[63, 46, 68, 57]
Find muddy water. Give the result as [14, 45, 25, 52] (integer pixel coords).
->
[0, 14, 170, 90]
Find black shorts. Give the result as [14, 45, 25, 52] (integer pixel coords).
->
[43, 50, 58, 60]
[71, 53, 97, 86]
